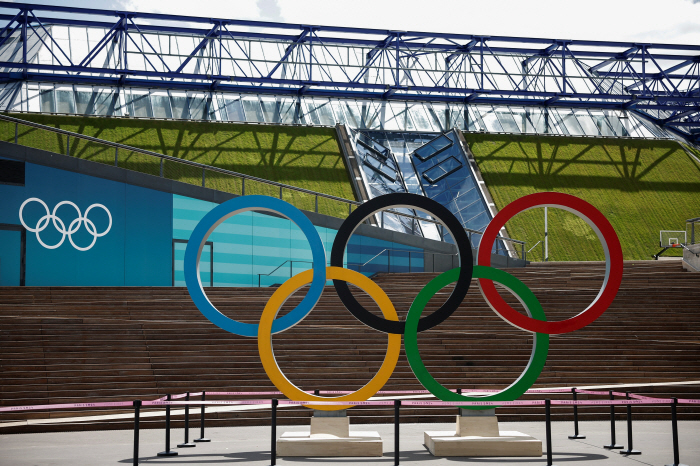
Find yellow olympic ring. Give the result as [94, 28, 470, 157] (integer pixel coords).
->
[258, 266, 401, 410]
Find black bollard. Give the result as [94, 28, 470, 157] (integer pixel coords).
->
[271, 398, 278, 466]
[133, 400, 141, 466]
[178, 392, 196, 448]
[545, 399, 558, 466]
[568, 388, 586, 439]
[157, 394, 178, 457]
[603, 390, 623, 449]
[194, 391, 211, 442]
[664, 398, 688, 466]
[620, 392, 641, 455]
[314, 389, 320, 396]
[456, 388, 462, 415]
[394, 399, 401, 466]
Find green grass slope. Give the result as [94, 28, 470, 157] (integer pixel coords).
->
[467, 133, 700, 261]
[1, 114, 355, 217]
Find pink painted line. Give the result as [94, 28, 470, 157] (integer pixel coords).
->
[577, 389, 630, 397]
[576, 389, 668, 401]
[204, 391, 283, 396]
[143, 400, 275, 407]
[401, 400, 546, 407]
[156, 388, 575, 398]
[552, 399, 674, 406]
[1, 395, 692, 413]
[628, 393, 663, 401]
[374, 390, 431, 394]
[143, 399, 678, 408]
[0, 401, 134, 413]
[169, 392, 203, 399]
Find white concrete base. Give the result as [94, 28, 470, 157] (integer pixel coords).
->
[456, 414, 499, 437]
[310, 416, 349, 437]
[424, 430, 542, 457]
[277, 431, 383, 457]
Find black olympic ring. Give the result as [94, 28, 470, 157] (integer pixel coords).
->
[330, 193, 474, 334]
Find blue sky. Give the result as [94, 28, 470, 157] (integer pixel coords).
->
[9, 0, 700, 45]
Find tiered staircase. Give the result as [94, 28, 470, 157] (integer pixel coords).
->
[1, 261, 699, 433]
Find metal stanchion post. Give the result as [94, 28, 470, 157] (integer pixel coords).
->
[603, 390, 623, 449]
[545, 399, 558, 466]
[568, 388, 586, 439]
[271, 398, 278, 466]
[394, 399, 401, 466]
[194, 391, 210, 442]
[178, 392, 196, 448]
[620, 392, 641, 455]
[665, 398, 688, 466]
[456, 388, 462, 415]
[157, 394, 178, 456]
[133, 400, 141, 466]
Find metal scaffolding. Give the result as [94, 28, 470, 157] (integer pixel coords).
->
[0, 2, 698, 142]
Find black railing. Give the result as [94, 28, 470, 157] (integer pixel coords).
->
[257, 260, 317, 287]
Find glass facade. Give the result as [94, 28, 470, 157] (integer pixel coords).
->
[347, 129, 507, 254]
[409, 131, 505, 254]
[0, 82, 674, 140]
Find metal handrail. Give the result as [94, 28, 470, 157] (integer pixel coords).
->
[256, 260, 315, 287]
[354, 248, 466, 275]
[688, 217, 699, 245]
[527, 240, 543, 253]
[1, 113, 528, 248]
[357, 248, 447, 269]
[360, 249, 395, 268]
[378, 209, 525, 247]
[0, 112, 360, 206]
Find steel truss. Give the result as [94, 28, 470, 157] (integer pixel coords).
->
[0, 2, 698, 142]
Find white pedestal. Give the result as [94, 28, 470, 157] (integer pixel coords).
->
[424, 412, 542, 457]
[277, 411, 383, 457]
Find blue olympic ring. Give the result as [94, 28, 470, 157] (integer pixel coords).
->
[184, 195, 327, 337]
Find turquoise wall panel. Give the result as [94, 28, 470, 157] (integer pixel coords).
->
[0, 229, 21, 286]
[172, 195, 424, 288]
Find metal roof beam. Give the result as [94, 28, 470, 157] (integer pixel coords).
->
[522, 43, 559, 67]
[589, 46, 638, 72]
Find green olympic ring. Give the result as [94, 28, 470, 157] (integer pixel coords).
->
[405, 266, 550, 410]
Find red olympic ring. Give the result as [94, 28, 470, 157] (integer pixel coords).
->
[477, 192, 623, 335]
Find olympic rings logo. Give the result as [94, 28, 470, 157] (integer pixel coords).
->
[185, 192, 623, 410]
[19, 198, 112, 251]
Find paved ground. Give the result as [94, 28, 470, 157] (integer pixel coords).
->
[1, 421, 698, 465]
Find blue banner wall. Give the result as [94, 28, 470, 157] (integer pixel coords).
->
[0, 160, 425, 287]
[0, 162, 172, 286]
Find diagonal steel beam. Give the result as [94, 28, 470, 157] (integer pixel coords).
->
[174, 23, 220, 74]
[351, 33, 395, 83]
[266, 28, 310, 79]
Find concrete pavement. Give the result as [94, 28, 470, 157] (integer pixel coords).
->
[1, 420, 697, 465]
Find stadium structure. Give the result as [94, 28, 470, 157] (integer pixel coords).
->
[1, 1, 700, 454]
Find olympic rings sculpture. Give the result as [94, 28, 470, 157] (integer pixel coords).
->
[185, 192, 623, 410]
[19, 197, 112, 251]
